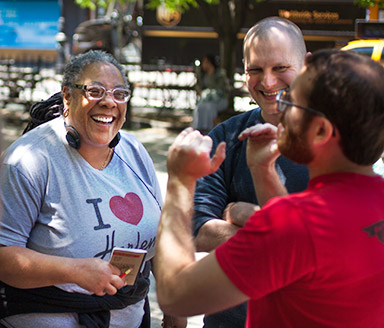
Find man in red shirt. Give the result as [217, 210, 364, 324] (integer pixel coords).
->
[155, 49, 384, 327]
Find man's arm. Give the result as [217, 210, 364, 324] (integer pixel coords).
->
[238, 123, 289, 206]
[194, 201, 259, 252]
[193, 145, 242, 252]
[193, 120, 258, 252]
[223, 202, 260, 227]
[196, 123, 287, 251]
[150, 260, 188, 328]
[194, 219, 239, 252]
[155, 128, 248, 317]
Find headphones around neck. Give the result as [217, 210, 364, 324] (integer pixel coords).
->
[64, 123, 120, 149]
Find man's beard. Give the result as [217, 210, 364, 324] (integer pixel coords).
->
[278, 118, 315, 165]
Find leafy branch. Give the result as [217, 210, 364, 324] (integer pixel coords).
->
[354, 0, 384, 8]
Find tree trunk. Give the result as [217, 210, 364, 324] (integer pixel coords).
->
[195, 0, 250, 111]
[219, 32, 238, 112]
[116, 16, 124, 62]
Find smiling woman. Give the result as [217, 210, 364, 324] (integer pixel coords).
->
[0, 50, 181, 328]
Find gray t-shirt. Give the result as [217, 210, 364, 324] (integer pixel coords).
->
[0, 117, 162, 328]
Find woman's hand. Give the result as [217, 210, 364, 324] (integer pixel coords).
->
[72, 258, 125, 296]
[0, 246, 124, 295]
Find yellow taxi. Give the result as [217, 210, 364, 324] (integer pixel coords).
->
[341, 39, 384, 62]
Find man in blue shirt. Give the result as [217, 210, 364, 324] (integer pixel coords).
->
[193, 17, 310, 327]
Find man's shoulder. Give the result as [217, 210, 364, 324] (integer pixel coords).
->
[227, 107, 260, 122]
[209, 108, 262, 142]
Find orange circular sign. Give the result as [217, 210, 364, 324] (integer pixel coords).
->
[156, 4, 181, 26]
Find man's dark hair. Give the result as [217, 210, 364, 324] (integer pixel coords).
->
[305, 49, 384, 165]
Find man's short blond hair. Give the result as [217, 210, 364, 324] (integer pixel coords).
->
[244, 17, 307, 59]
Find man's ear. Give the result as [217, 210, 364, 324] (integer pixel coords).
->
[312, 117, 335, 146]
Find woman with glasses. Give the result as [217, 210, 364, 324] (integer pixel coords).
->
[0, 50, 184, 328]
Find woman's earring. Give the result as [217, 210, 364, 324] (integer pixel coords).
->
[63, 108, 69, 118]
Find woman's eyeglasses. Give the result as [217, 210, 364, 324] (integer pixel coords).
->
[74, 84, 131, 103]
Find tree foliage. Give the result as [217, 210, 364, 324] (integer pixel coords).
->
[75, 0, 110, 10]
[354, 0, 384, 8]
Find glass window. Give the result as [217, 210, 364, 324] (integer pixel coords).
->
[350, 47, 374, 57]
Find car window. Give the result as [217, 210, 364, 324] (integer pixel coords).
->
[349, 46, 374, 57]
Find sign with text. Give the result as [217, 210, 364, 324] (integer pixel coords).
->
[141, 0, 366, 67]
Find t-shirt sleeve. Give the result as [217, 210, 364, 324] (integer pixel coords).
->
[0, 163, 42, 246]
[193, 127, 229, 236]
[192, 110, 262, 237]
[215, 197, 316, 300]
[193, 168, 229, 235]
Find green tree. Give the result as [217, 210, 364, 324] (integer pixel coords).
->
[354, 0, 384, 8]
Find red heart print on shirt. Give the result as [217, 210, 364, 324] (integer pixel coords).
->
[110, 193, 144, 225]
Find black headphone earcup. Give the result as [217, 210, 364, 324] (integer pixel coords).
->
[65, 126, 81, 149]
[64, 123, 119, 150]
[109, 132, 121, 148]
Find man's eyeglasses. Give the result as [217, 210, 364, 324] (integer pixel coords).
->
[276, 89, 326, 117]
[276, 89, 335, 136]
[74, 84, 131, 103]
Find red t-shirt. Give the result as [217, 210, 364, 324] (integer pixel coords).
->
[216, 172, 384, 327]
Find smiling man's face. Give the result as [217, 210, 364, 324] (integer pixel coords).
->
[244, 29, 304, 126]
